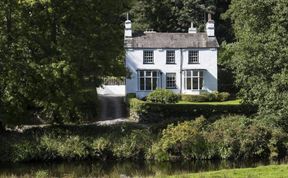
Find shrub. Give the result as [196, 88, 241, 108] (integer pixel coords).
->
[181, 94, 208, 102]
[91, 137, 111, 157]
[11, 140, 42, 162]
[126, 93, 137, 105]
[204, 115, 288, 160]
[129, 100, 257, 122]
[147, 89, 179, 104]
[40, 134, 89, 160]
[148, 117, 212, 161]
[126, 93, 136, 99]
[218, 92, 230, 101]
[35, 170, 49, 178]
[181, 92, 231, 102]
[112, 129, 152, 159]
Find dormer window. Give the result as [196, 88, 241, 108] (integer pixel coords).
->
[188, 50, 199, 64]
[143, 50, 154, 64]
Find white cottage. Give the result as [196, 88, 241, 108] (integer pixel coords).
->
[125, 15, 219, 99]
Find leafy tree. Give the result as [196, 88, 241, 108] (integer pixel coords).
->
[130, 0, 216, 33]
[226, 0, 288, 129]
[0, 0, 130, 124]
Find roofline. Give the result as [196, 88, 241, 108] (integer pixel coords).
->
[125, 47, 219, 49]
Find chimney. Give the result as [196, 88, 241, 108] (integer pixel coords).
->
[188, 22, 197, 34]
[206, 13, 215, 37]
[124, 13, 132, 39]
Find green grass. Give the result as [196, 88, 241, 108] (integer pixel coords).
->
[177, 99, 241, 105]
[165, 164, 288, 178]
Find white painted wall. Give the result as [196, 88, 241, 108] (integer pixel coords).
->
[97, 85, 126, 96]
[125, 48, 218, 98]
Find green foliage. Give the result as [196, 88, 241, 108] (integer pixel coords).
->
[0, 0, 130, 124]
[174, 164, 288, 178]
[130, 0, 216, 32]
[35, 170, 49, 178]
[225, 0, 288, 129]
[126, 93, 137, 105]
[181, 94, 208, 102]
[128, 98, 255, 122]
[218, 92, 231, 102]
[40, 134, 89, 160]
[112, 129, 153, 159]
[149, 117, 212, 161]
[126, 93, 136, 100]
[205, 115, 288, 160]
[147, 89, 179, 104]
[181, 92, 231, 102]
[0, 117, 288, 162]
[149, 115, 288, 161]
[91, 137, 111, 156]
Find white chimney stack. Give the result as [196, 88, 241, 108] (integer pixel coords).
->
[206, 14, 215, 37]
[188, 22, 197, 34]
[124, 13, 132, 39]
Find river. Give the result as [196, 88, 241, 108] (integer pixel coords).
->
[0, 159, 286, 177]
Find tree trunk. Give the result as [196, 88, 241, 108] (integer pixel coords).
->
[0, 120, 5, 133]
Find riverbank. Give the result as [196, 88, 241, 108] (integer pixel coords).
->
[1, 115, 287, 163]
[166, 164, 288, 178]
[0, 160, 287, 177]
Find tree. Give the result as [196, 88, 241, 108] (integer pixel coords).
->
[226, 0, 288, 129]
[0, 0, 130, 124]
[130, 0, 216, 33]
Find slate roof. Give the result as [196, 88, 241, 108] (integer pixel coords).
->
[125, 32, 219, 49]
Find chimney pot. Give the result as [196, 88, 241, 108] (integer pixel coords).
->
[208, 13, 212, 21]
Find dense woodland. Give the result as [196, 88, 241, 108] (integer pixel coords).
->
[0, 0, 288, 132]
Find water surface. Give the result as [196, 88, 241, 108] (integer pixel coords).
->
[0, 159, 285, 177]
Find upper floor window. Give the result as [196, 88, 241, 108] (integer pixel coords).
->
[166, 50, 175, 64]
[188, 50, 199, 64]
[143, 50, 154, 64]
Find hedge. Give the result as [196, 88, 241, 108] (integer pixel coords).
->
[181, 92, 231, 102]
[129, 98, 257, 123]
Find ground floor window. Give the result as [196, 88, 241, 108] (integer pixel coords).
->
[166, 73, 176, 89]
[138, 70, 160, 91]
[184, 70, 204, 90]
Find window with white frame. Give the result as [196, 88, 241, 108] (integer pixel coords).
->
[138, 70, 160, 91]
[166, 73, 176, 89]
[166, 50, 175, 64]
[188, 50, 199, 64]
[143, 50, 154, 64]
[184, 70, 204, 90]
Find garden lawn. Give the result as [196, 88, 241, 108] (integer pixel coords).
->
[178, 99, 241, 105]
[166, 164, 288, 178]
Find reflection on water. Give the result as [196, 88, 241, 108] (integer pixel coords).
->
[0, 159, 286, 177]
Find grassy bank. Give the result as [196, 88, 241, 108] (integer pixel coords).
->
[166, 164, 288, 178]
[177, 99, 241, 105]
[1, 115, 287, 163]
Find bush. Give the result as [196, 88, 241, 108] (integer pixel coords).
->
[148, 117, 212, 161]
[112, 129, 152, 159]
[129, 99, 257, 122]
[147, 89, 179, 104]
[40, 134, 89, 160]
[126, 93, 136, 99]
[181, 92, 231, 102]
[181, 95, 208, 102]
[218, 92, 230, 101]
[205, 115, 288, 160]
